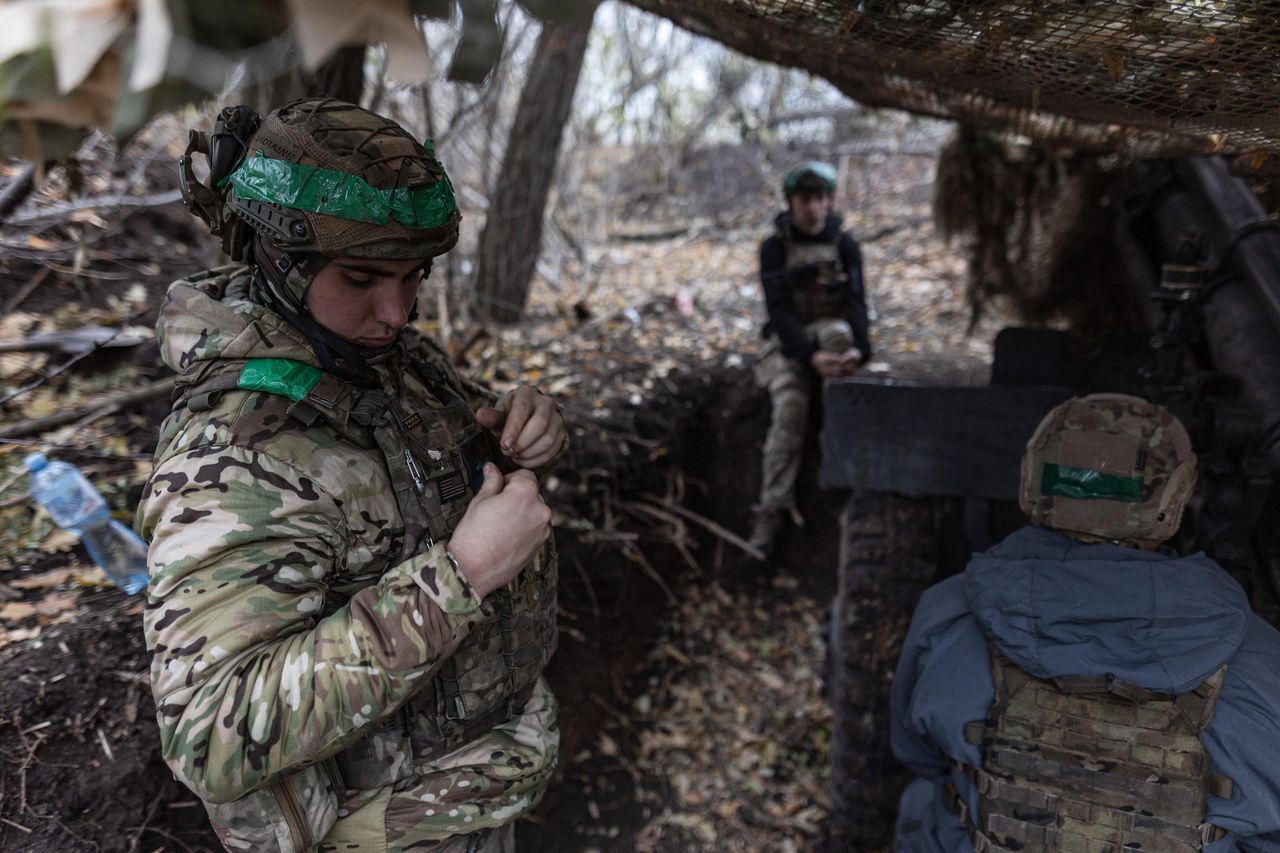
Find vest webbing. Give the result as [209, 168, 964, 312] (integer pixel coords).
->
[779, 225, 845, 324]
[172, 350, 555, 781]
[947, 644, 1234, 852]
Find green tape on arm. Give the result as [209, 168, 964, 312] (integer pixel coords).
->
[1041, 463, 1143, 502]
[238, 359, 323, 402]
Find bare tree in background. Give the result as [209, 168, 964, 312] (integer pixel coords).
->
[473, 7, 598, 323]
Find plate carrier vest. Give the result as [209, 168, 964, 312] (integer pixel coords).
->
[171, 328, 558, 851]
[945, 644, 1234, 852]
[779, 223, 846, 324]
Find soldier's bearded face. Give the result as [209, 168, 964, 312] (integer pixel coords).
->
[789, 190, 833, 236]
[306, 256, 430, 347]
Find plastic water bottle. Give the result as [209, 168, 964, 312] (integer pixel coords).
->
[23, 452, 148, 595]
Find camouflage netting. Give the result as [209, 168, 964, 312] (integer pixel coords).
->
[933, 127, 1148, 332]
[630, 0, 1280, 157]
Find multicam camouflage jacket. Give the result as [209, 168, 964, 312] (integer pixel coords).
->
[138, 266, 560, 852]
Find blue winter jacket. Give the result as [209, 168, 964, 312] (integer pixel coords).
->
[891, 525, 1280, 852]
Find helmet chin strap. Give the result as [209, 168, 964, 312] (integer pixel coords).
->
[248, 236, 408, 388]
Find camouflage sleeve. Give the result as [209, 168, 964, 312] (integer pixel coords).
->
[140, 444, 490, 804]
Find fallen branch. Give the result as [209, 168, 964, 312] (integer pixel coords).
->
[608, 225, 690, 242]
[621, 540, 677, 604]
[565, 416, 663, 449]
[0, 327, 150, 356]
[0, 376, 175, 439]
[1, 267, 50, 315]
[617, 500, 702, 572]
[4, 189, 183, 225]
[0, 165, 36, 224]
[0, 314, 151, 407]
[862, 217, 931, 243]
[639, 496, 764, 562]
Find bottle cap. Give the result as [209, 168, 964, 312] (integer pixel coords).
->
[22, 452, 49, 472]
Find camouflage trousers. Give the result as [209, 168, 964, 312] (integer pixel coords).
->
[754, 341, 813, 511]
[319, 807, 516, 853]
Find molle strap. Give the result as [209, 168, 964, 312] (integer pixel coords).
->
[976, 642, 1234, 852]
[438, 657, 466, 728]
[1052, 672, 1159, 704]
[497, 589, 519, 720]
[303, 372, 351, 414]
[358, 391, 447, 556]
[289, 372, 371, 445]
[185, 373, 243, 412]
[1174, 665, 1229, 732]
[1209, 774, 1234, 799]
[988, 647, 1033, 714]
[942, 781, 1009, 853]
[172, 354, 240, 411]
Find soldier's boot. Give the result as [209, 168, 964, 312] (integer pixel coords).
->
[748, 504, 789, 557]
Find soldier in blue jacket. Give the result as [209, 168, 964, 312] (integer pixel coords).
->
[892, 393, 1280, 852]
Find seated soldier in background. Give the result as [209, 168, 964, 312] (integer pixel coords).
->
[891, 394, 1280, 852]
[748, 161, 873, 555]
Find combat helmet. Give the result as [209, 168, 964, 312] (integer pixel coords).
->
[1019, 393, 1197, 544]
[782, 161, 837, 196]
[178, 98, 460, 379]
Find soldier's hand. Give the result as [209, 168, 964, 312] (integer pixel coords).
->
[836, 347, 862, 374]
[475, 385, 565, 469]
[448, 464, 551, 597]
[811, 349, 861, 380]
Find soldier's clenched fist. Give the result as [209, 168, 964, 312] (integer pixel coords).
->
[448, 464, 551, 597]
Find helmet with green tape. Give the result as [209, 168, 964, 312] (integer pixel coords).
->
[181, 98, 459, 265]
[221, 98, 459, 263]
[1019, 394, 1197, 544]
[178, 97, 459, 383]
[782, 161, 837, 196]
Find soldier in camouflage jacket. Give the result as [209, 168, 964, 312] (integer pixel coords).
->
[138, 99, 565, 852]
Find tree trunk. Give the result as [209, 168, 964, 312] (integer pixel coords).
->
[473, 10, 597, 324]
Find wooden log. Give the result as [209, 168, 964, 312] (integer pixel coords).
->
[0, 377, 175, 439]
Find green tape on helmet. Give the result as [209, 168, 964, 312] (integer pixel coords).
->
[239, 358, 323, 402]
[1040, 463, 1143, 502]
[221, 154, 459, 229]
[783, 161, 838, 194]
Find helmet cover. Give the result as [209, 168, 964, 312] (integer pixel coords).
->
[221, 97, 460, 265]
[1019, 393, 1197, 543]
